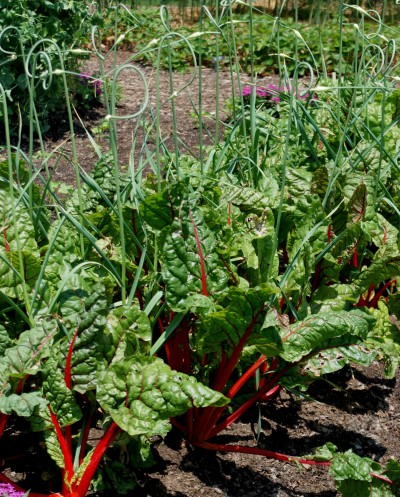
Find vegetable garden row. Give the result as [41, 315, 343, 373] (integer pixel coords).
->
[1, 1, 400, 496]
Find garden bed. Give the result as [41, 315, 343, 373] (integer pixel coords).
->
[3, 47, 399, 496]
[1, 363, 398, 497]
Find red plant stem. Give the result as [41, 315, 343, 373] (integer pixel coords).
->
[371, 472, 400, 490]
[311, 261, 322, 293]
[186, 409, 194, 442]
[259, 384, 281, 402]
[194, 307, 266, 442]
[203, 364, 291, 442]
[189, 210, 208, 297]
[227, 355, 267, 399]
[327, 224, 332, 243]
[207, 380, 282, 439]
[65, 330, 79, 390]
[227, 202, 231, 226]
[212, 306, 266, 393]
[73, 421, 121, 497]
[171, 417, 187, 435]
[180, 318, 191, 374]
[352, 248, 359, 268]
[194, 441, 331, 466]
[369, 279, 396, 308]
[49, 408, 74, 490]
[64, 329, 79, 457]
[0, 414, 8, 439]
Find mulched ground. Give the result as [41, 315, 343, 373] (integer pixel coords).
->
[3, 50, 399, 497]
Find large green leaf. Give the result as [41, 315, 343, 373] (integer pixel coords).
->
[103, 303, 152, 363]
[0, 189, 41, 297]
[161, 203, 228, 311]
[42, 355, 82, 427]
[196, 287, 281, 358]
[330, 450, 374, 482]
[0, 392, 47, 417]
[0, 324, 12, 355]
[97, 356, 229, 438]
[280, 309, 376, 363]
[59, 281, 109, 392]
[356, 256, 400, 293]
[0, 318, 58, 381]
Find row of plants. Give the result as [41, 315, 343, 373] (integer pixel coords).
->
[1, 2, 400, 496]
[99, 5, 400, 76]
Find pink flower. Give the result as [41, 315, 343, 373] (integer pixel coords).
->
[0, 483, 25, 497]
[256, 88, 268, 97]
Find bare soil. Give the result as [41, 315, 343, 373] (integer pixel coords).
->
[38, 50, 288, 184]
[130, 362, 399, 497]
[4, 50, 399, 497]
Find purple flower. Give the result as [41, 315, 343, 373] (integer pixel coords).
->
[78, 72, 91, 85]
[93, 79, 102, 96]
[78, 73, 102, 95]
[0, 483, 25, 497]
[240, 83, 317, 105]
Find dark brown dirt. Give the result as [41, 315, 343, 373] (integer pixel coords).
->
[4, 51, 399, 497]
[130, 362, 399, 497]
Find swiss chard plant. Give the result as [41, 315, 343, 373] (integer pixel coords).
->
[135, 67, 400, 493]
[0, 157, 228, 497]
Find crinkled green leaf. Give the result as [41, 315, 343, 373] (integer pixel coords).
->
[367, 302, 400, 379]
[196, 287, 281, 358]
[140, 190, 175, 230]
[59, 282, 108, 392]
[0, 189, 39, 253]
[161, 204, 228, 311]
[0, 318, 57, 382]
[356, 256, 400, 293]
[43, 221, 81, 291]
[227, 181, 279, 213]
[0, 324, 12, 354]
[280, 309, 376, 363]
[384, 460, 400, 486]
[97, 356, 229, 438]
[0, 392, 47, 417]
[42, 355, 82, 427]
[43, 429, 65, 469]
[303, 345, 375, 377]
[330, 450, 374, 482]
[332, 451, 396, 497]
[103, 303, 152, 363]
[310, 283, 358, 313]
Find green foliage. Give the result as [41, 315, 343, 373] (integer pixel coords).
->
[0, 0, 97, 131]
[0, 3, 400, 497]
[101, 8, 400, 76]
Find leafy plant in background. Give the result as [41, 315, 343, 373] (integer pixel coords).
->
[101, 7, 400, 76]
[0, 0, 98, 132]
